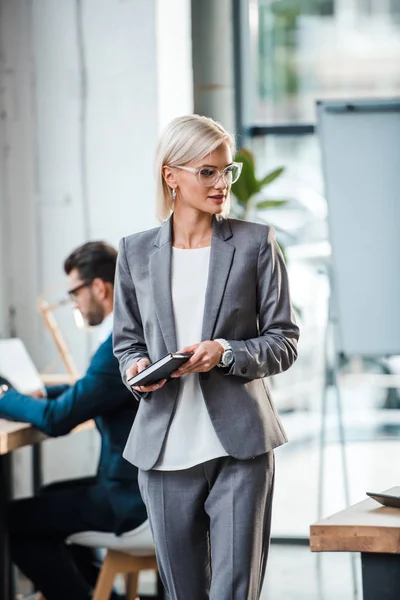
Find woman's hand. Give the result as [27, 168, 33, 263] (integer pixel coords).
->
[126, 358, 167, 394]
[171, 341, 223, 377]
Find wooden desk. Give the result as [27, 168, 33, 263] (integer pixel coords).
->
[0, 419, 93, 600]
[0, 420, 45, 600]
[0, 419, 46, 455]
[310, 487, 400, 600]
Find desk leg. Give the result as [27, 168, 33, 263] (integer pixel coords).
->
[32, 442, 43, 495]
[0, 453, 14, 600]
[155, 573, 165, 599]
[361, 553, 400, 600]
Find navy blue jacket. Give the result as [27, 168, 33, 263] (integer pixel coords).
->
[0, 334, 146, 534]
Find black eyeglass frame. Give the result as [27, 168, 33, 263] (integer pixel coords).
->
[67, 281, 92, 300]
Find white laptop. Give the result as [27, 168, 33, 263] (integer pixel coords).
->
[0, 338, 44, 394]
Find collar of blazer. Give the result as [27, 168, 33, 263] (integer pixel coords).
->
[153, 214, 233, 247]
[150, 216, 235, 353]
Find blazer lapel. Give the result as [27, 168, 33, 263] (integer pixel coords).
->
[201, 218, 235, 341]
[149, 218, 177, 353]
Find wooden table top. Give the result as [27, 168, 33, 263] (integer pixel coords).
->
[0, 420, 46, 455]
[0, 419, 95, 456]
[310, 487, 400, 554]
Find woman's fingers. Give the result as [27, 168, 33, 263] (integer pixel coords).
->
[172, 341, 223, 376]
[176, 344, 199, 354]
[137, 358, 151, 371]
[171, 347, 204, 376]
[126, 358, 150, 381]
[132, 378, 167, 393]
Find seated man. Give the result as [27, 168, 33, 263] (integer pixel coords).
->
[0, 241, 146, 600]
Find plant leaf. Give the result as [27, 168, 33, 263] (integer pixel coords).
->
[230, 149, 290, 268]
[278, 242, 286, 263]
[259, 167, 284, 187]
[235, 147, 255, 168]
[231, 148, 261, 205]
[256, 199, 288, 210]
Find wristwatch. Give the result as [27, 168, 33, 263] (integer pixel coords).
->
[214, 339, 234, 368]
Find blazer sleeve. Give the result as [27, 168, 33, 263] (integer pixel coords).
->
[225, 225, 299, 379]
[45, 385, 70, 399]
[113, 237, 149, 396]
[0, 340, 129, 437]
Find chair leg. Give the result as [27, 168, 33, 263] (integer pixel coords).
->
[125, 572, 139, 600]
[35, 553, 154, 600]
[92, 551, 118, 600]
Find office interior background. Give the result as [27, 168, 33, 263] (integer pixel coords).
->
[0, 0, 400, 598]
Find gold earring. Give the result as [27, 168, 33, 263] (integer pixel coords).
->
[172, 189, 176, 201]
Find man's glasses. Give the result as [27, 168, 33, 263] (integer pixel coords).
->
[67, 281, 92, 301]
[174, 162, 243, 188]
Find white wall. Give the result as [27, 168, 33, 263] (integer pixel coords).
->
[0, 0, 193, 495]
[0, 0, 193, 370]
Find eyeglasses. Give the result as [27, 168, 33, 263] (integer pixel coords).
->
[174, 162, 243, 188]
[67, 281, 92, 301]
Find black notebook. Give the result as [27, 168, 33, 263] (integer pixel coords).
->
[127, 352, 193, 388]
[366, 492, 400, 509]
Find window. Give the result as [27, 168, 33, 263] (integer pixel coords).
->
[236, 0, 400, 538]
[252, 0, 400, 124]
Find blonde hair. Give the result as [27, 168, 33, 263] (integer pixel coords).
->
[155, 114, 236, 221]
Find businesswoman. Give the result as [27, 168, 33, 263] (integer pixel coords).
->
[113, 115, 299, 600]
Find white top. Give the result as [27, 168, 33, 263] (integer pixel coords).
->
[97, 311, 113, 344]
[154, 246, 228, 471]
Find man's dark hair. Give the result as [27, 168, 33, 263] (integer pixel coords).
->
[64, 241, 118, 284]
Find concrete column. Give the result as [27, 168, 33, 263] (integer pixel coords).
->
[0, 0, 40, 347]
[191, 0, 236, 132]
[157, 0, 193, 130]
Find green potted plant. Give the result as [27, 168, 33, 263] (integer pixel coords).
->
[231, 147, 288, 258]
[231, 147, 287, 220]
[232, 148, 301, 332]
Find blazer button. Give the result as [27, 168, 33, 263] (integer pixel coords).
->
[240, 366, 247, 375]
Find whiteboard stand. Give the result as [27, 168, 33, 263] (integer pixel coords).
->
[316, 266, 359, 598]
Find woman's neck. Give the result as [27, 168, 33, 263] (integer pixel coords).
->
[172, 208, 213, 249]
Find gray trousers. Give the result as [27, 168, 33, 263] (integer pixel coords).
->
[138, 451, 275, 600]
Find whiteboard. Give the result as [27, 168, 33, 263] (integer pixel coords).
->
[0, 338, 44, 393]
[317, 98, 400, 357]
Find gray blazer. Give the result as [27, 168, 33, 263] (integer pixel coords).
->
[113, 216, 299, 471]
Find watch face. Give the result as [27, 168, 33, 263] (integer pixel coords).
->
[223, 349, 234, 366]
